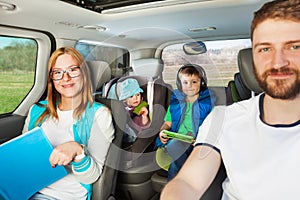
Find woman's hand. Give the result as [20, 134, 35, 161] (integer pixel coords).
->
[159, 131, 169, 144]
[49, 141, 83, 167]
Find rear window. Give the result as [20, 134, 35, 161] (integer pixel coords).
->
[75, 41, 129, 78]
[162, 39, 251, 88]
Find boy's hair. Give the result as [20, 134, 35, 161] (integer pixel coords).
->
[251, 0, 300, 40]
[176, 64, 207, 91]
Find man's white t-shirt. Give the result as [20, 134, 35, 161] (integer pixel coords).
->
[195, 94, 300, 200]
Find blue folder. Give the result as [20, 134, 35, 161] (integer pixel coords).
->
[0, 127, 67, 200]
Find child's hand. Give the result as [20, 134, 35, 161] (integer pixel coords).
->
[140, 106, 148, 116]
[159, 131, 169, 144]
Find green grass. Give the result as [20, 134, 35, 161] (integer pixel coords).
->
[0, 72, 34, 113]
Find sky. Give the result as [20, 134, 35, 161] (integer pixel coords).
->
[0, 36, 35, 49]
[0, 36, 14, 49]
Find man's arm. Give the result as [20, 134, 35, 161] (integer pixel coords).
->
[160, 145, 221, 200]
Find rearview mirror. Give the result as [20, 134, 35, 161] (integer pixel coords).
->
[183, 41, 207, 55]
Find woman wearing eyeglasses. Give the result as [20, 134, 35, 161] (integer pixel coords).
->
[23, 47, 115, 200]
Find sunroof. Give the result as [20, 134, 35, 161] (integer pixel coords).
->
[61, 0, 164, 13]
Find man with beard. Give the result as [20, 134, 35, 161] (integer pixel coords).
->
[161, 0, 300, 199]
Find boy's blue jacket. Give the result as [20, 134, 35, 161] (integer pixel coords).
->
[27, 100, 103, 200]
[155, 88, 215, 148]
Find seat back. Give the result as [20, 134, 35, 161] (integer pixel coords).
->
[87, 60, 111, 95]
[208, 86, 227, 106]
[234, 72, 251, 100]
[130, 58, 164, 79]
[227, 48, 263, 105]
[237, 48, 263, 93]
[87, 62, 123, 200]
[91, 98, 126, 200]
[131, 58, 172, 109]
[226, 72, 252, 105]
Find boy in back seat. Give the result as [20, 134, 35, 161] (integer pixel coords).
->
[155, 64, 215, 180]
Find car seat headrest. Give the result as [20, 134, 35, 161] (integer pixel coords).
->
[87, 61, 111, 92]
[131, 58, 164, 79]
[237, 48, 263, 93]
[234, 72, 251, 100]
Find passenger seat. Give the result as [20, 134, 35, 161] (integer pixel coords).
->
[87, 61, 124, 200]
[237, 48, 262, 93]
[130, 58, 164, 79]
[86, 60, 111, 96]
[226, 48, 263, 105]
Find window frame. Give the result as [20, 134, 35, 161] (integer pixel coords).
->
[0, 26, 54, 116]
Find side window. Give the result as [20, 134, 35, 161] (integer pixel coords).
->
[75, 41, 129, 77]
[162, 39, 251, 88]
[0, 36, 37, 114]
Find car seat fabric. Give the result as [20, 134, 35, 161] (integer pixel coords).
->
[91, 98, 125, 200]
[130, 58, 164, 79]
[226, 72, 251, 105]
[237, 48, 263, 93]
[226, 80, 241, 105]
[227, 48, 263, 105]
[86, 62, 123, 200]
[234, 72, 251, 100]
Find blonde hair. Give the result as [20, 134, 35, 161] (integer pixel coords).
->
[36, 46, 93, 125]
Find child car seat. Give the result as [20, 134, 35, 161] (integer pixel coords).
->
[103, 74, 169, 200]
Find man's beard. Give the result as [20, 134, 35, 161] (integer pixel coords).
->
[254, 67, 300, 100]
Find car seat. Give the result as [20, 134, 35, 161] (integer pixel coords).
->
[226, 72, 251, 105]
[102, 58, 171, 200]
[87, 61, 124, 200]
[237, 48, 263, 93]
[86, 60, 111, 95]
[91, 98, 125, 200]
[226, 48, 263, 105]
[104, 75, 168, 200]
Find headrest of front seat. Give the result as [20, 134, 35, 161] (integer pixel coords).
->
[131, 58, 164, 79]
[86, 61, 111, 92]
[238, 48, 263, 93]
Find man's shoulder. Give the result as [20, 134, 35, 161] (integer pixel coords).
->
[221, 95, 259, 118]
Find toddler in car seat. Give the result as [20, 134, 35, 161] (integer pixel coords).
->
[117, 78, 150, 143]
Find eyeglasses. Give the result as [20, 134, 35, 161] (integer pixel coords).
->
[50, 66, 81, 81]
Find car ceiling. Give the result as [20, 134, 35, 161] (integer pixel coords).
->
[0, 0, 270, 50]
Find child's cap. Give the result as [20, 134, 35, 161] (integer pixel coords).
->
[118, 78, 143, 100]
